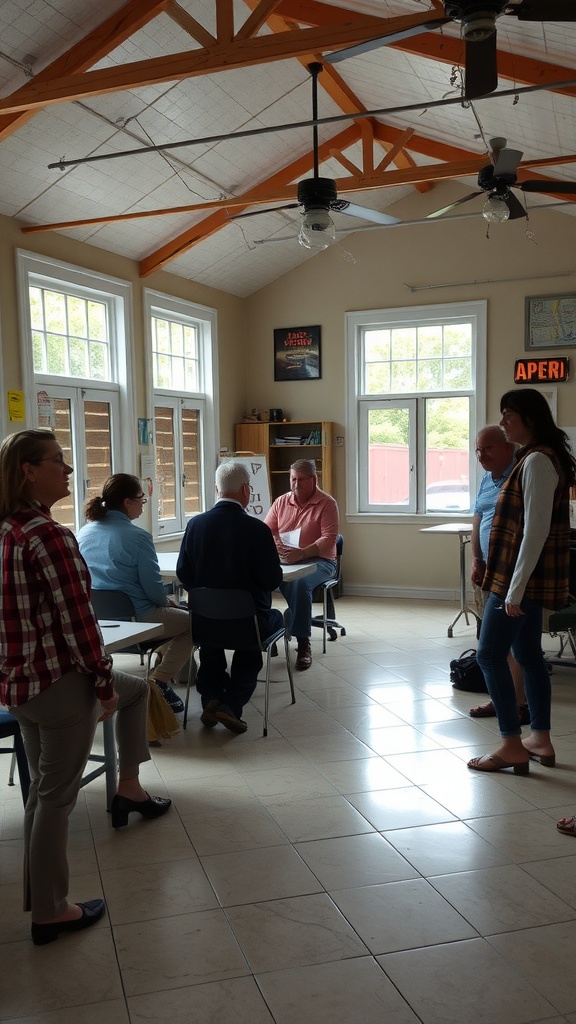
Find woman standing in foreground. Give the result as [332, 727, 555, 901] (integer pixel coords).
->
[468, 389, 576, 779]
[0, 430, 170, 946]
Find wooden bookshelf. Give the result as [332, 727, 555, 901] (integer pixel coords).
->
[235, 420, 333, 500]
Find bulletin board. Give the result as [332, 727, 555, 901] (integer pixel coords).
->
[221, 454, 271, 519]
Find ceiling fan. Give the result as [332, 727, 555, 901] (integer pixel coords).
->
[325, 1, 576, 101]
[425, 137, 576, 222]
[231, 63, 401, 250]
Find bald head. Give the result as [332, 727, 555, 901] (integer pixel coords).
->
[475, 425, 515, 477]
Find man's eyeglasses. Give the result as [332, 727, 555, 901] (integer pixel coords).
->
[475, 446, 496, 456]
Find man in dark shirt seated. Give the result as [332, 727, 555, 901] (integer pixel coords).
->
[177, 461, 283, 733]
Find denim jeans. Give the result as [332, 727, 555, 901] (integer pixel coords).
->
[476, 592, 550, 736]
[279, 558, 337, 639]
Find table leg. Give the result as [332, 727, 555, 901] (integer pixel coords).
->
[447, 535, 481, 638]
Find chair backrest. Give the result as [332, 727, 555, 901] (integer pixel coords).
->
[187, 587, 261, 651]
[91, 589, 136, 622]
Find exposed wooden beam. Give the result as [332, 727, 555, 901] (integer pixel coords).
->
[166, 1, 216, 47]
[235, 0, 285, 41]
[375, 128, 415, 174]
[0, 0, 171, 142]
[0, 16, 423, 115]
[216, 0, 234, 44]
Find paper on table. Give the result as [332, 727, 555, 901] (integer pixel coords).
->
[280, 529, 301, 547]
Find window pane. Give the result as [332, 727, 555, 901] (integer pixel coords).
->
[361, 320, 473, 396]
[29, 286, 111, 381]
[30, 287, 44, 331]
[84, 402, 112, 504]
[368, 407, 410, 505]
[51, 399, 75, 529]
[425, 397, 470, 512]
[69, 338, 88, 377]
[67, 295, 87, 339]
[45, 291, 66, 334]
[32, 331, 46, 372]
[88, 301, 107, 340]
[155, 407, 176, 521]
[46, 334, 67, 375]
[182, 409, 201, 515]
[151, 315, 199, 392]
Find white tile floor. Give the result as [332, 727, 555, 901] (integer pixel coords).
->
[2, 597, 576, 1024]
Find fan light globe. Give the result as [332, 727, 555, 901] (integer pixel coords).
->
[482, 195, 510, 223]
[298, 207, 336, 250]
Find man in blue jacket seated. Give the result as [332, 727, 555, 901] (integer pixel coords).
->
[177, 461, 283, 733]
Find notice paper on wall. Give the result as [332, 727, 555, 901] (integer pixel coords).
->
[222, 454, 271, 519]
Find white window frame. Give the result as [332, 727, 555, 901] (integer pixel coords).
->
[346, 300, 487, 523]
[144, 288, 219, 540]
[16, 249, 136, 471]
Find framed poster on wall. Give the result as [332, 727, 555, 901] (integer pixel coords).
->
[274, 325, 321, 381]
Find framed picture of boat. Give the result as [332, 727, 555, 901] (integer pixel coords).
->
[274, 325, 321, 381]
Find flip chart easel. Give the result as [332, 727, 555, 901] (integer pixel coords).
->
[224, 453, 271, 519]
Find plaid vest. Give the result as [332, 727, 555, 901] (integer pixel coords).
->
[483, 443, 570, 610]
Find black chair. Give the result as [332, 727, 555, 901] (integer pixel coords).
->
[0, 709, 31, 807]
[90, 589, 167, 679]
[311, 534, 346, 653]
[184, 588, 295, 736]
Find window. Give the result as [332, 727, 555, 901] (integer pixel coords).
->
[346, 301, 486, 518]
[17, 251, 135, 530]
[144, 290, 218, 538]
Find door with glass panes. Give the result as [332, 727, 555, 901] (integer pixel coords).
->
[35, 384, 119, 530]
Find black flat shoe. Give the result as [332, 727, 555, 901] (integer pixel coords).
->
[31, 899, 106, 946]
[110, 792, 172, 829]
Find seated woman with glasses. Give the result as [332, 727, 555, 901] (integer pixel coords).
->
[77, 473, 191, 714]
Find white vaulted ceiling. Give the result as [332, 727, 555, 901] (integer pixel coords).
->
[1, 1, 576, 297]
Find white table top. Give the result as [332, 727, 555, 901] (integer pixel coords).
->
[420, 522, 473, 536]
[156, 551, 316, 583]
[99, 620, 163, 654]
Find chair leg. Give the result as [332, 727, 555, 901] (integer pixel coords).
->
[284, 633, 296, 705]
[8, 750, 16, 786]
[102, 717, 117, 812]
[322, 588, 328, 654]
[263, 650, 272, 737]
[13, 733, 31, 807]
[183, 650, 197, 730]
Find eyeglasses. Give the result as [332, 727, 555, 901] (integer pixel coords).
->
[475, 446, 496, 456]
[37, 455, 70, 466]
[131, 494, 147, 503]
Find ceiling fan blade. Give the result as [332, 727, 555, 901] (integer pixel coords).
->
[426, 191, 483, 219]
[518, 180, 576, 194]
[464, 35, 498, 100]
[324, 15, 447, 64]
[503, 192, 527, 219]
[493, 148, 523, 176]
[331, 199, 401, 225]
[231, 204, 299, 220]
[512, 0, 576, 19]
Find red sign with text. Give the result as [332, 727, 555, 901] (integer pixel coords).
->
[514, 357, 569, 383]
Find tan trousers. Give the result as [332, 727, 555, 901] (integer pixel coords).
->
[136, 605, 191, 683]
[10, 668, 148, 922]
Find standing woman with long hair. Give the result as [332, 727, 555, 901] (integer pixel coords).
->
[468, 389, 576, 776]
[0, 430, 170, 946]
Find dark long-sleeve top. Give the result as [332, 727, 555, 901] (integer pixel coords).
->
[176, 500, 282, 617]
